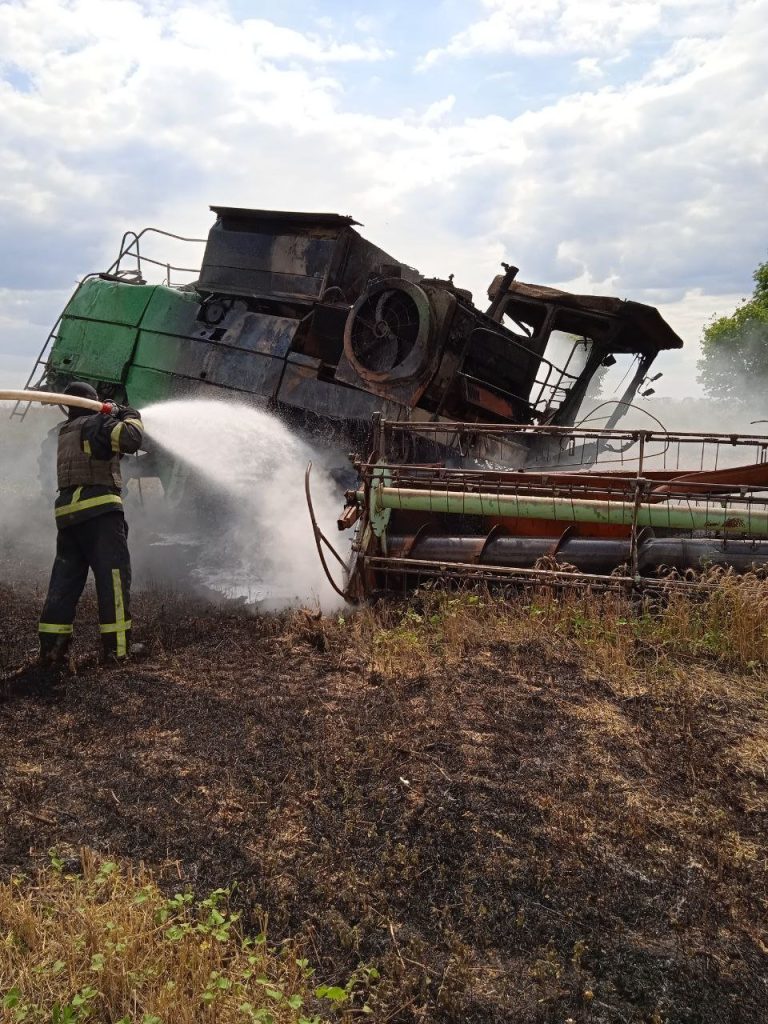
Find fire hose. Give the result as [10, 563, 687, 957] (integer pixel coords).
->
[0, 389, 117, 415]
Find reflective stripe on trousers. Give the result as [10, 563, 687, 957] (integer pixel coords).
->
[99, 568, 130, 657]
[39, 512, 132, 659]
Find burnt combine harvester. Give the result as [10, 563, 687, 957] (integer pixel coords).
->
[17, 206, 681, 468]
[321, 418, 768, 599]
[18, 203, 768, 595]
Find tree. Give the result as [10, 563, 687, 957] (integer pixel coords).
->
[697, 259, 768, 403]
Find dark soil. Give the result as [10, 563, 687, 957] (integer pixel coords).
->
[1, 578, 767, 1024]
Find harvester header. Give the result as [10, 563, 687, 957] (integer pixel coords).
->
[324, 417, 768, 600]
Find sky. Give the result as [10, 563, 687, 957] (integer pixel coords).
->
[1, 0, 766, 397]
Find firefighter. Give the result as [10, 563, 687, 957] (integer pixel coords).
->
[38, 381, 144, 667]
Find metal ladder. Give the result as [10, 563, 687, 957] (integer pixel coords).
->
[8, 282, 84, 421]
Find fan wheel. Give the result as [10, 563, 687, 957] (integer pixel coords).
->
[345, 279, 431, 381]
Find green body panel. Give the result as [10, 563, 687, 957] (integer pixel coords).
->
[64, 277, 156, 325]
[49, 278, 201, 407]
[139, 286, 202, 334]
[132, 332, 198, 376]
[51, 318, 137, 384]
[123, 365, 197, 407]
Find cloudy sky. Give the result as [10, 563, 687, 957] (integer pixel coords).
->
[1, 0, 766, 396]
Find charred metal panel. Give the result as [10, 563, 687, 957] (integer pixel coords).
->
[200, 216, 339, 299]
[200, 347, 284, 393]
[219, 312, 298, 358]
[487, 277, 683, 353]
[125, 365, 198, 406]
[132, 332, 285, 394]
[330, 231, 421, 303]
[278, 362, 404, 422]
[199, 207, 414, 304]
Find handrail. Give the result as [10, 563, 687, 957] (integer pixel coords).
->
[10, 226, 208, 420]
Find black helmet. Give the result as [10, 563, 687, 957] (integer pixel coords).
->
[63, 380, 99, 419]
[64, 381, 99, 401]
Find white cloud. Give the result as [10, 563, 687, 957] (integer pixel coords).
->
[0, 0, 766, 399]
[422, 94, 456, 123]
[418, 0, 736, 67]
[576, 57, 604, 79]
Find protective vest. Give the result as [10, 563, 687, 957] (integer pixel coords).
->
[57, 419, 122, 490]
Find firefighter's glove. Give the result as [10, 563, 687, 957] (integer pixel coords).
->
[118, 405, 141, 422]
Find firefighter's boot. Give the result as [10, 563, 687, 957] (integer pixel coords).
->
[100, 637, 148, 666]
[38, 633, 73, 671]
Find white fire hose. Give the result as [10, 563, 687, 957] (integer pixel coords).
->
[0, 388, 115, 414]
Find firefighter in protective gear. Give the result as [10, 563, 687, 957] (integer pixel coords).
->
[38, 381, 144, 666]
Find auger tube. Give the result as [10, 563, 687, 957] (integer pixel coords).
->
[363, 484, 768, 538]
[0, 389, 108, 413]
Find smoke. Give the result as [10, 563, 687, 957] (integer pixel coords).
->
[0, 403, 61, 589]
[0, 400, 348, 612]
[4, 390, 768, 613]
[580, 395, 768, 435]
[696, 318, 768, 412]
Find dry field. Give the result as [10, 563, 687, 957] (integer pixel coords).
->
[1, 571, 767, 1023]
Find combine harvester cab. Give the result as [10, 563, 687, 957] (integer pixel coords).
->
[327, 418, 768, 600]
[16, 207, 682, 472]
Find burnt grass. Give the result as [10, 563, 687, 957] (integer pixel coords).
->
[1, 580, 767, 1024]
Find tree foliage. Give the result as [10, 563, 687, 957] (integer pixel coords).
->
[698, 259, 768, 402]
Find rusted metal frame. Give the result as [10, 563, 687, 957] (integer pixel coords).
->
[304, 463, 348, 599]
[387, 477, 627, 506]
[354, 472, 768, 505]
[531, 350, 581, 410]
[377, 421, 768, 447]
[530, 335, 588, 414]
[363, 554, 635, 587]
[602, 353, 656, 431]
[360, 464, 651, 502]
[551, 346, 614, 428]
[9, 275, 104, 420]
[361, 555, 764, 596]
[629, 434, 646, 578]
[472, 327, 582, 398]
[484, 264, 519, 321]
[109, 226, 206, 281]
[458, 372, 536, 418]
[372, 411, 383, 462]
[430, 316, 481, 420]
